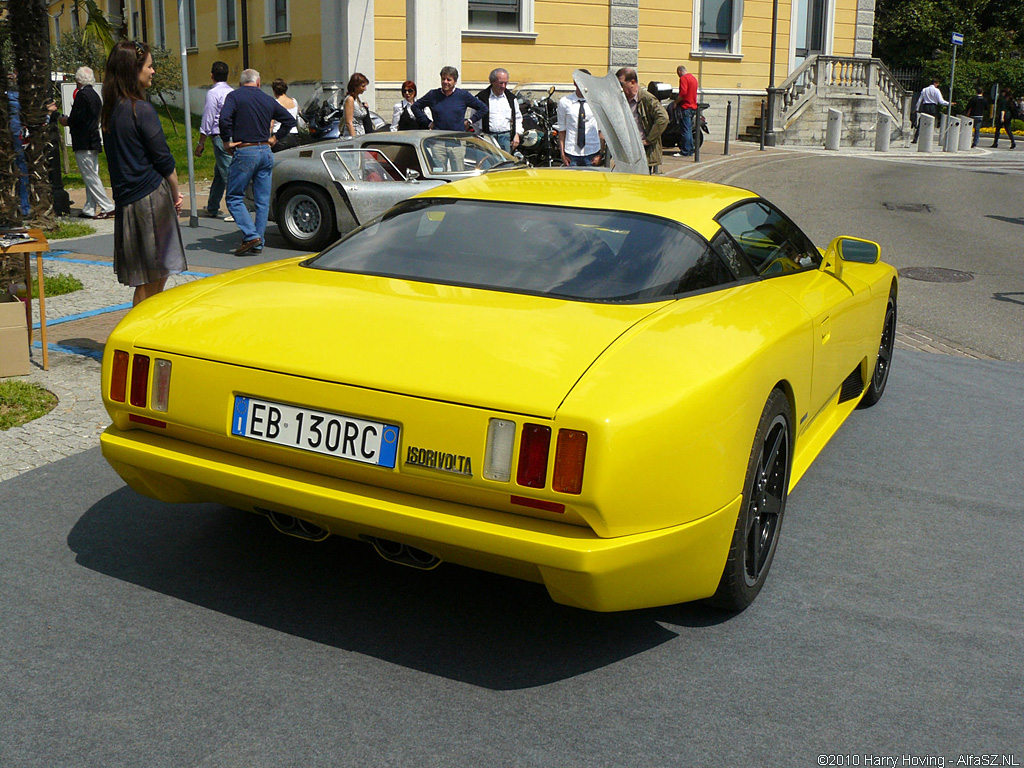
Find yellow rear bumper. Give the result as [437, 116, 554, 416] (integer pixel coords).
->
[101, 426, 740, 612]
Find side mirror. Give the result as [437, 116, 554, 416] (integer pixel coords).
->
[405, 169, 421, 182]
[821, 236, 881, 277]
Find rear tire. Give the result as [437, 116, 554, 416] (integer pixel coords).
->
[276, 185, 337, 252]
[859, 288, 897, 408]
[709, 389, 792, 611]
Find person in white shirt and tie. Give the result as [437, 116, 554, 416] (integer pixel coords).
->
[556, 69, 603, 167]
[473, 68, 523, 153]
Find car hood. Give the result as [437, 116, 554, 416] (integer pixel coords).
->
[572, 70, 648, 175]
[130, 261, 667, 418]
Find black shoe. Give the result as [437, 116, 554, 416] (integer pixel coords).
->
[991, 143, 999, 148]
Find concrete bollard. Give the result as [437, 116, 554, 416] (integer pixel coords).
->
[875, 112, 891, 152]
[959, 118, 974, 150]
[938, 113, 948, 145]
[825, 109, 843, 150]
[917, 114, 935, 152]
[944, 117, 961, 152]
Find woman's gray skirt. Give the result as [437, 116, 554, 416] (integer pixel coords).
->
[114, 178, 187, 287]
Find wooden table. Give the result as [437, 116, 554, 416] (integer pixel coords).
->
[0, 229, 50, 370]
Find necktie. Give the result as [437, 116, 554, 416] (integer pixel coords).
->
[577, 99, 587, 149]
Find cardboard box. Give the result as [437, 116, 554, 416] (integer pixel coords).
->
[0, 293, 31, 377]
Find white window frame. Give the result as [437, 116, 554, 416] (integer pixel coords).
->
[788, 0, 835, 70]
[266, 0, 290, 35]
[691, 0, 743, 58]
[219, 0, 237, 42]
[465, 0, 535, 39]
[153, 0, 166, 48]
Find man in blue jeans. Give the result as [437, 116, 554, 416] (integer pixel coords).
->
[195, 61, 234, 219]
[219, 68, 296, 254]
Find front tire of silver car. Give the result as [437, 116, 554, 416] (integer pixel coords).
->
[709, 388, 792, 612]
[277, 185, 337, 252]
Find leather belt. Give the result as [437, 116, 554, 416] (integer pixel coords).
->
[235, 141, 270, 148]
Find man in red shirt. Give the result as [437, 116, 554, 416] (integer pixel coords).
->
[675, 65, 699, 156]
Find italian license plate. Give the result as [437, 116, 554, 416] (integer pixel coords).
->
[231, 396, 400, 468]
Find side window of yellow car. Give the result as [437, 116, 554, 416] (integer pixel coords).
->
[715, 200, 820, 277]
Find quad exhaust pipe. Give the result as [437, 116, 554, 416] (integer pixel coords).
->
[264, 510, 331, 542]
[366, 537, 442, 570]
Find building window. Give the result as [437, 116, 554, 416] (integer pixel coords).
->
[267, 0, 288, 34]
[221, 0, 237, 41]
[468, 0, 533, 34]
[186, 0, 197, 47]
[694, 0, 740, 54]
[132, 10, 140, 39]
[153, 0, 166, 47]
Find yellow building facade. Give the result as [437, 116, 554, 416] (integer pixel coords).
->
[51, 0, 874, 136]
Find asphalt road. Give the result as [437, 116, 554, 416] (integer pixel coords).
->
[1, 349, 1021, 766]
[707, 150, 1024, 362]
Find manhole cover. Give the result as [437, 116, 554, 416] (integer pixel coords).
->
[884, 202, 935, 213]
[898, 267, 974, 283]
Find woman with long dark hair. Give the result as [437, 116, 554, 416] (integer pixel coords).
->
[343, 72, 371, 137]
[101, 40, 186, 305]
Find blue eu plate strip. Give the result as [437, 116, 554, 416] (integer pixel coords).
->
[379, 425, 400, 469]
[232, 397, 250, 436]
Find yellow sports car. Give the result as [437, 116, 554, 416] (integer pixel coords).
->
[100, 170, 897, 612]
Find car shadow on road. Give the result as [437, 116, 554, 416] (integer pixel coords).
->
[67, 488, 732, 689]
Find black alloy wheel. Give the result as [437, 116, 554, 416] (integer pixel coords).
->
[710, 388, 792, 611]
[859, 288, 897, 408]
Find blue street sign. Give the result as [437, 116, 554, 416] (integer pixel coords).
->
[952, 32, 964, 46]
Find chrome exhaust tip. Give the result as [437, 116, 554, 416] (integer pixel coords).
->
[264, 510, 330, 542]
[365, 537, 442, 570]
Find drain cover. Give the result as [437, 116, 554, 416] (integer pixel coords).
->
[884, 202, 934, 213]
[898, 267, 974, 283]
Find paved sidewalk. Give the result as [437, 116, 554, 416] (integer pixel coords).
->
[0, 152, 996, 481]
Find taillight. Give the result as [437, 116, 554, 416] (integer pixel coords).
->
[483, 418, 516, 482]
[152, 359, 172, 412]
[552, 429, 587, 494]
[129, 355, 150, 408]
[110, 350, 129, 402]
[516, 424, 551, 488]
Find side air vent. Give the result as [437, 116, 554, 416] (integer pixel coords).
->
[838, 366, 865, 403]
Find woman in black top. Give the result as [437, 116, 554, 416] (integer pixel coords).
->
[101, 40, 186, 305]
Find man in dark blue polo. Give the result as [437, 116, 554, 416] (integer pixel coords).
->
[219, 68, 296, 254]
[413, 66, 487, 172]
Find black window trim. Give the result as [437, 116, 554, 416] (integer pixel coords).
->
[713, 197, 821, 278]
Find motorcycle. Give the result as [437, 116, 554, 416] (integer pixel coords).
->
[648, 81, 710, 151]
[514, 85, 562, 167]
[299, 83, 387, 144]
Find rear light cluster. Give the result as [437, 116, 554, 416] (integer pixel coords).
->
[483, 418, 588, 505]
[110, 350, 172, 425]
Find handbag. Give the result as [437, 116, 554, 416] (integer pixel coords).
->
[360, 102, 374, 134]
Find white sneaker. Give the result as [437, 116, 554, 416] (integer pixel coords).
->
[224, 215, 234, 222]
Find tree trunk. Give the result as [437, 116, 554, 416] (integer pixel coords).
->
[9, 0, 57, 230]
[0, 50, 24, 229]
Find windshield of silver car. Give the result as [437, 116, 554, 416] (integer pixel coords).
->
[307, 199, 745, 303]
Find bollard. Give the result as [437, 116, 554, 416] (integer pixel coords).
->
[944, 117, 961, 153]
[917, 114, 935, 152]
[874, 112, 891, 152]
[724, 101, 732, 156]
[825, 109, 843, 150]
[959, 117, 974, 150]
[938, 113, 948, 145]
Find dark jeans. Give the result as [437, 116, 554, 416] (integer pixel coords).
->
[679, 108, 696, 155]
[206, 135, 231, 215]
[992, 119, 1017, 146]
[565, 152, 601, 167]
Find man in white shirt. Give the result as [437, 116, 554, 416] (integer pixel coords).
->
[912, 78, 951, 144]
[194, 61, 235, 219]
[556, 69, 603, 167]
[473, 68, 523, 153]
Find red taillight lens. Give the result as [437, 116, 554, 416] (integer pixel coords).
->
[516, 423, 551, 488]
[129, 355, 150, 408]
[110, 350, 129, 402]
[552, 429, 587, 494]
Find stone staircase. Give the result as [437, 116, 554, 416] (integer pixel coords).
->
[739, 56, 913, 147]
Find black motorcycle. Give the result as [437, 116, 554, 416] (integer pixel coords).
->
[648, 81, 709, 151]
[514, 85, 562, 167]
[299, 83, 387, 144]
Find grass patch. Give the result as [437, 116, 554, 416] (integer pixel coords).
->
[46, 220, 96, 239]
[33, 272, 84, 299]
[0, 380, 58, 430]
